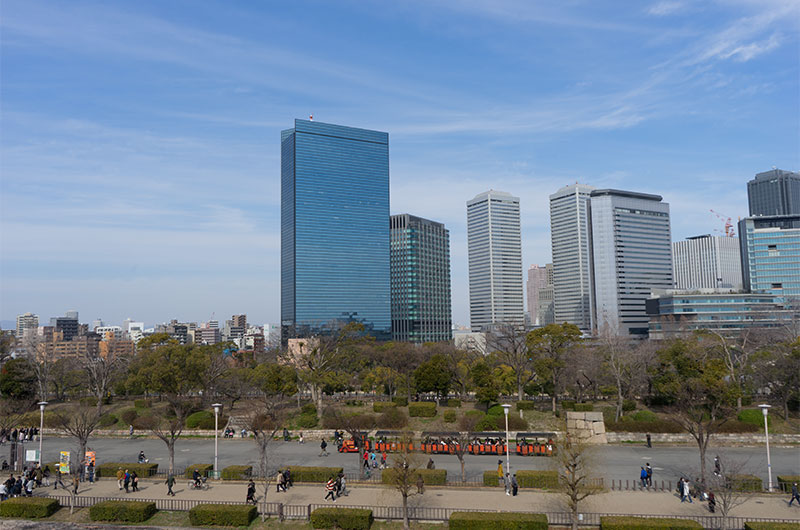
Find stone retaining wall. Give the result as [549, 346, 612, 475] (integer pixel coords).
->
[606, 432, 800, 444]
[566, 411, 607, 444]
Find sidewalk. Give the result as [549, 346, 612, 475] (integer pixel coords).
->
[40, 478, 800, 520]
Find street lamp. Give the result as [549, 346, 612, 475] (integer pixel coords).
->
[501, 404, 512, 483]
[758, 404, 772, 492]
[37, 402, 47, 465]
[212, 403, 223, 476]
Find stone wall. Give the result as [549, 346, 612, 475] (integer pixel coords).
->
[606, 432, 800, 445]
[566, 411, 607, 444]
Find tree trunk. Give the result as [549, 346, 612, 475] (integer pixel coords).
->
[615, 387, 623, 422]
[571, 504, 578, 530]
[168, 439, 175, 474]
[552, 395, 557, 414]
[695, 430, 708, 487]
[736, 395, 742, 412]
[459, 456, 466, 482]
[79, 440, 87, 481]
[783, 399, 789, 421]
[402, 492, 409, 530]
[358, 446, 365, 479]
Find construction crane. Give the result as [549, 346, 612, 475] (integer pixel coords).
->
[710, 209, 736, 237]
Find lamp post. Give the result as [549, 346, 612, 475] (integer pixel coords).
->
[212, 403, 222, 476]
[37, 402, 47, 464]
[501, 404, 512, 480]
[758, 404, 772, 491]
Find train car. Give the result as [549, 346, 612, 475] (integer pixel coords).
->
[515, 432, 556, 456]
[420, 432, 461, 454]
[466, 432, 508, 455]
[373, 431, 413, 453]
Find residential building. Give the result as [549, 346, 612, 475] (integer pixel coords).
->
[647, 289, 795, 339]
[526, 264, 554, 327]
[739, 214, 800, 300]
[673, 235, 742, 290]
[589, 189, 673, 336]
[95, 326, 123, 339]
[124, 320, 144, 344]
[747, 169, 800, 216]
[195, 327, 220, 345]
[549, 184, 595, 331]
[54, 316, 79, 342]
[467, 190, 524, 331]
[281, 119, 391, 341]
[91, 319, 104, 331]
[16, 313, 38, 340]
[232, 314, 247, 329]
[390, 214, 452, 342]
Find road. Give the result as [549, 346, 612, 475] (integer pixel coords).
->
[24, 436, 799, 485]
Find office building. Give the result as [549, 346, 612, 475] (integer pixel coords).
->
[673, 235, 742, 290]
[739, 215, 800, 300]
[467, 190, 524, 331]
[589, 189, 673, 336]
[54, 316, 79, 342]
[390, 214, 452, 342]
[195, 326, 221, 345]
[647, 289, 794, 339]
[281, 119, 390, 341]
[16, 313, 39, 339]
[550, 184, 595, 331]
[747, 169, 800, 216]
[527, 264, 554, 327]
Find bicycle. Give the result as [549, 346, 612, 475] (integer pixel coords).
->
[188, 477, 209, 491]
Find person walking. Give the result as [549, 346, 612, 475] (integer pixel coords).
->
[123, 470, 130, 493]
[299, 432, 304, 444]
[246, 480, 256, 504]
[72, 475, 80, 495]
[337, 473, 347, 497]
[714, 456, 721, 476]
[646, 433, 652, 448]
[504, 472, 511, 495]
[131, 471, 139, 492]
[790, 482, 800, 506]
[683, 478, 693, 503]
[497, 460, 504, 487]
[319, 438, 328, 457]
[324, 476, 336, 501]
[129, 425, 134, 438]
[276, 470, 286, 492]
[645, 463, 653, 487]
[116, 467, 124, 490]
[284, 468, 292, 488]
[87, 463, 94, 484]
[511, 473, 519, 496]
[416, 473, 425, 494]
[42, 465, 50, 487]
[165, 474, 175, 496]
[640, 467, 648, 489]
[708, 491, 716, 513]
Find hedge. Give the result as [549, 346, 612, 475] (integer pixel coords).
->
[296, 413, 319, 428]
[737, 408, 771, 427]
[744, 521, 800, 530]
[288, 466, 344, 483]
[630, 410, 658, 422]
[80, 396, 99, 407]
[561, 400, 576, 410]
[447, 398, 462, 408]
[382, 468, 446, 486]
[484, 470, 504, 486]
[777, 475, 800, 492]
[377, 408, 408, 429]
[134, 399, 152, 408]
[0, 497, 60, 519]
[408, 402, 437, 417]
[120, 408, 138, 425]
[185, 464, 214, 479]
[450, 511, 548, 530]
[373, 401, 397, 413]
[622, 399, 637, 412]
[393, 396, 408, 407]
[189, 504, 257, 527]
[311, 507, 374, 529]
[186, 410, 215, 429]
[516, 401, 536, 411]
[89, 501, 157, 523]
[600, 516, 702, 529]
[728, 474, 762, 492]
[483, 470, 559, 489]
[221, 465, 252, 480]
[96, 462, 158, 478]
[443, 410, 457, 423]
[574, 403, 594, 412]
[98, 413, 118, 427]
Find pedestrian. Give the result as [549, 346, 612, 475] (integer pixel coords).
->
[25, 477, 34, 497]
[337, 473, 347, 497]
[646, 433, 652, 448]
[246, 480, 256, 504]
[165, 474, 175, 496]
[645, 463, 653, 487]
[320, 438, 328, 457]
[116, 467, 124, 490]
[497, 460, 504, 487]
[640, 467, 648, 489]
[363, 451, 370, 470]
[714, 456, 721, 476]
[324, 476, 336, 501]
[129, 424, 134, 438]
[42, 465, 50, 487]
[381, 451, 387, 469]
[416, 473, 425, 494]
[123, 470, 130, 493]
[276, 470, 286, 492]
[299, 432, 304, 444]
[511, 473, 519, 496]
[505, 472, 511, 496]
[708, 491, 716, 513]
[87, 463, 94, 484]
[283, 428, 290, 442]
[284, 468, 292, 488]
[790, 482, 800, 507]
[682, 478, 693, 503]
[34, 464, 42, 487]
[241, 428, 246, 438]
[72, 475, 79, 495]
[131, 471, 139, 492]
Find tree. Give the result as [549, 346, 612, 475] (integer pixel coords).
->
[53, 403, 101, 480]
[361, 366, 400, 398]
[527, 323, 583, 413]
[700, 454, 756, 521]
[596, 327, 636, 422]
[556, 435, 599, 530]
[698, 329, 768, 412]
[49, 358, 83, 401]
[82, 348, 127, 415]
[470, 359, 499, 410]
[446, 431, 473, 483]
[0, 330, 15, 365]
[487, 323, 533, 401]
[386, 433, 425, 530]
[651, 338, 739, 485]
[752, 339, 800, 420]
[21, 334, 52, 402]
[0, 357, 37, 400]
[325, 406, 376, 479]
[413, 354, 453, 399]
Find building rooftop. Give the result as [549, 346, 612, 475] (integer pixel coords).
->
[589, 189, 663, 201]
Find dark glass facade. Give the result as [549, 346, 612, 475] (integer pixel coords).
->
[390, 214, 452, 343]
[747, 169, 800, 216]
[281, 119, 390, 340]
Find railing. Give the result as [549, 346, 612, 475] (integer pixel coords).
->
[45, 495, 800, 528]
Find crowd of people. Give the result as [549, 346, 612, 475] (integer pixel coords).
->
[0, 427, 40, 445]
[323, 473, 347, 502]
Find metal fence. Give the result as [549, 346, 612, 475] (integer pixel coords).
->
[46, 494, 799, 529]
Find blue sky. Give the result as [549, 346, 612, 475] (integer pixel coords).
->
[1, 0, 798, 328]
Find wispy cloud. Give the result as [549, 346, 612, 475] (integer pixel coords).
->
[647, 2, 685, 16]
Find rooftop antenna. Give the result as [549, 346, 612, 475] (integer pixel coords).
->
[309, 114, 314, 121]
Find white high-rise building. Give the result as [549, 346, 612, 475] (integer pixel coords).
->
[467, 190, 524, 331]
[589, 189, 674, 336]
[527, 264, 553, 327]
[549, 184, 595, 331]
[16, 313, 39, 339]
[673, 235, 742, 290]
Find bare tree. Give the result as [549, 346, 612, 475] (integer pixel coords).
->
[386, 433, 425, 530]
[698, 329, 767, 412]
[22, 334, 52, 402]
[487, 323, 534, 402]
[82, 349, 127, 416]
[243, 403, 286, 521]
[596, 326, 637, 421]
[556, 435, 600, 530]
[446, 431, 473, 482]
[325, 406, 376, 479]
[53, 403, 102, 480]
[696, 453, 757, 521]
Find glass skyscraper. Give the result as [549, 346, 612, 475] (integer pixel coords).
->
[747, 169, 800, 216]
[739, 215, 800, 301]
[281, 119, 390, 340]
[390, 214, 452, 342]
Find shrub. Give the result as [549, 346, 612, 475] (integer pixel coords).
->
[80, 396, 99, 407]
[131, 415, 154, 430]
[715, 421, 759, 433]
[450, 511, 548, 530]
[382, 468, 446, 486]
[507, 414, 528, 430]
[630, 410, 658, 423]
[393, 396, 408, 407]
[447, 398, 462, 408]
[221, 465, 252, 480]
[120, 408, 138, 425]
[600, 516, 702, 529]
[516, 401, 536, 411]
[89, 501, 157, 522]
[296, 413, 319, 428]
[184, 464, 213, 479]
[96, 462, 158, 478]
[476, 415, 498, 431]
[301, 402, 318, 415]
[460, 410, 485, 431]
[98, 413, 118, 427]
[574, 403, 594, 412]
[744, 523, 800, 530]
[484, 470, 502, 486]
[134, 399, 152, 408]
[408, 402, 436, 417]
[189, 504, 257, 527]
[377, 407, 408, 429]
[186, 410, 214, 429]
[622, 399, 637, 412]
[561, 400, 576, 410]
[728, 474, 762, 492]
[311, 507, 373, 529]
[517, 470, 559, 489]
[778, 475, 800, 493]
[487, 404, 504, 416]
[345, 400, 364, 407]
[0, 497, 60, 518]
[606, 420, 682, 433]
[288, 466, 344, 483]
[373, 401, 397, 413]
[443, 410, 457, 423]
[737, 408, 771, 427]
